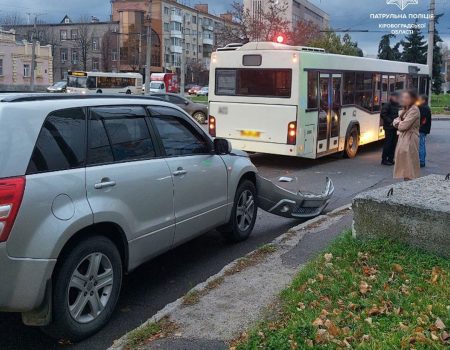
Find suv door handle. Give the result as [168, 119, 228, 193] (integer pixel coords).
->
[94, 179, 116, 189]
[172, 168, 187, 176]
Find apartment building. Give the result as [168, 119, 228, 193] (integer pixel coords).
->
[11, 16, 119, 81]
[111, 0, 236, 82]
[244, 0, 329, 30]
[0, 29, 53, 91]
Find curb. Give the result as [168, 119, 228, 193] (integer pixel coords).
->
[108, 204, 352, 350]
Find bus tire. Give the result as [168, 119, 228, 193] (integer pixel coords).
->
[126, 90, 131, 95]
[96, 89, 102, 94]
[344, 126, 359, 159]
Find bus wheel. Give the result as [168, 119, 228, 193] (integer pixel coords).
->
[344, 126, 359, 158]
[96, 89, 102, 94]
[126, 90, 131, 95]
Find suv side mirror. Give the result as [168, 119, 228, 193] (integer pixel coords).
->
[214, 138, 232, 155]
[184, 100, 189, 105]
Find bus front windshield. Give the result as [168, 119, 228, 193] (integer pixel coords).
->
[67, 76, 87, 88]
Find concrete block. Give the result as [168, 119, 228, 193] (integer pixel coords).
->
[352, 174, 450, 258]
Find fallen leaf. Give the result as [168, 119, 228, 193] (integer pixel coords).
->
[324, 319, 340, 337]
[431, 332, 439, 341]
[430, 267, 441, 284]
[399, 322, 409, 331]
[312, 317, 324, 327]
[365, 317, 373, 325]
[435, 318, 446, 330]
[317, 273, 324, 282]
[368, 305, 381, 316]
[324, 253, 333, 262]
[359, 281, 371, 295]
[305, 339, 314, 347]
[392, 263, 403, 273]
[441, 331, 449, 341]
[361, 334, 371, 342]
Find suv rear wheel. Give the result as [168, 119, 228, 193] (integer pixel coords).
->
[42, 236, 122, 342]
[219, 180, 258, 242]
[192, 111, 206, 124]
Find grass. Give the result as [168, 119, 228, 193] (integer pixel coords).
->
[188, 95, 208, 104]
[234, 232, 450, 350]
[431, 94, 450, 114]
[124, 317, 177, 350]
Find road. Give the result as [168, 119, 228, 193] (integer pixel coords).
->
[1, 121, 449, 350]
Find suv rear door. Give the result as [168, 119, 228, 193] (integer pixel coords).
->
[85, 106, 174, 269]
[148, 106, 228, 245]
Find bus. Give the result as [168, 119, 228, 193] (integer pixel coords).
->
[208, 42, 429, 159]
[66, 71, 143, 95]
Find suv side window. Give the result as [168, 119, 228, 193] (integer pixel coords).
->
[88, 106, 156, 165]
[149, 106, 210, 157]
[27, 108, 86, 174]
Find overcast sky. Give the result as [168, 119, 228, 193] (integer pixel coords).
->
[2, 0, 449, 56]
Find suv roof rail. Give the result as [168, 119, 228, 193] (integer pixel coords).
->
[0, 93, 164, 103]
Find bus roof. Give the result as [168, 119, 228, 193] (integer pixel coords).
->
[68, 71, 143, 78]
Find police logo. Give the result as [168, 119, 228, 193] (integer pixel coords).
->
[386, 0, 419, 11]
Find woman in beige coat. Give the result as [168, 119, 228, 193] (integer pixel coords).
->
[393, 90, 420, 181]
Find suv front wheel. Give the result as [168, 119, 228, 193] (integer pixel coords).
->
[42, 236, 123, 342]
[219, 180, 258, 242]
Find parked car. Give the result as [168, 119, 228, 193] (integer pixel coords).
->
[46, 81, 67, 93]
[188, 85, 202, 95]
[185, 83, 198, 93]
[197, 86, 209, 96]
[151, 92, 208, 124]
[0, 93, 259, 342]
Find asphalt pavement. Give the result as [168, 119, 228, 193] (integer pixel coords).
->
[1, 121, 449, 350]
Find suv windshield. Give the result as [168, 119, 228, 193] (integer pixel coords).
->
[53, 81, 66, 88]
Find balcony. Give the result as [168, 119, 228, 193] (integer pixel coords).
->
[202, 25, 213, 32]
[170, 45, 183, 54]
[202, 37, 213, 46]
[171, 13, 183, 23]
[170, 30, 182, 39]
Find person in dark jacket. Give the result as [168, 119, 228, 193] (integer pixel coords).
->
[381, 92, 400, 165]
[418, 95, 432, 168]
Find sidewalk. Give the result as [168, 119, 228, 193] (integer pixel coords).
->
[433, 114, 450, 120]
[109, 206, 353, 350]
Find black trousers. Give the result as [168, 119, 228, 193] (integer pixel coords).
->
[382, 128, 398, 162]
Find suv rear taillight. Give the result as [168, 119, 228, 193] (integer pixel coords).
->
[0, 177, 26, 242]
[209, 116, 216, 137]
[287, 122, 297, 145]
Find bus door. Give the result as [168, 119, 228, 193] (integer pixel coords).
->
[317, 73, 341, 155]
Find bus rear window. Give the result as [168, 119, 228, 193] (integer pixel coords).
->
[215, 69, 292, 98]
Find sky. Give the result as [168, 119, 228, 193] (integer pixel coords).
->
[1, 0, 449, 56]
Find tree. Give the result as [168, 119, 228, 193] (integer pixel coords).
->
[309, 31, 363, 57]
[289, 20, 321, 46]
[75, 16, 94, 71]
[217, 0, 290, 45]
[0, 12, 26, 27]
[401, 22, 427, 64]
[101, 29, 116, 72]
[377, 34, 401, 61]
[431, 14, 444, 94]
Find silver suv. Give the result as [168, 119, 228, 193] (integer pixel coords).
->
[0, 94, 258, 341]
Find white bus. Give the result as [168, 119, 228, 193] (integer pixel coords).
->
[66, 71, 143, 95]
[208, 42, 429, 158]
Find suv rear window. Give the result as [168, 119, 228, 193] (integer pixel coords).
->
[27, 108, 86, 174]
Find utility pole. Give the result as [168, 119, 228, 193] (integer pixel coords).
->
[427, 0, 435, 99]
[144, 0, 152, 95]
[30, 15, 37, 92]
[180, 12, 186, 95]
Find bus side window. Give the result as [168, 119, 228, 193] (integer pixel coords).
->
[86, 76, 96, 89]
[307, 71, 318, 109]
